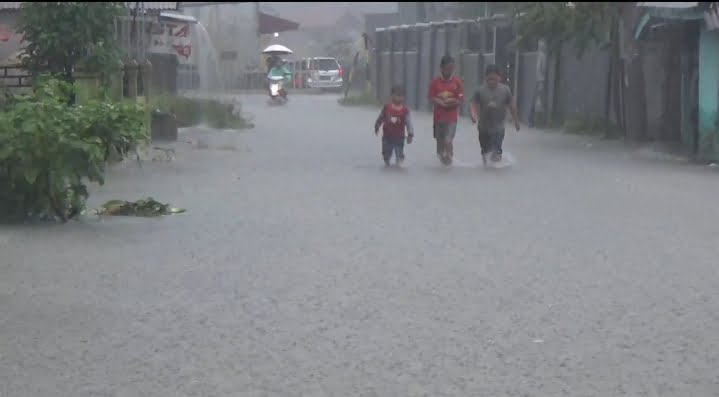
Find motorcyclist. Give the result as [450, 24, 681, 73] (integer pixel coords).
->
[266, 56, 292, 99]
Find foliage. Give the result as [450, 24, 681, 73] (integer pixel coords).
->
[80, 99, 149, 161]
[456, 2, 513, 19]
[152, 96, 254, 130]
[0, 78, 148, 222]
[512, 2, 619, 57]
[17, 2, 125, 81]
[324, 37, 355, 66]
[0, 79, 105, 221]
[98, 198, 185, 217]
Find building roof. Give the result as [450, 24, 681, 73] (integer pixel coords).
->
[635, 2, 705, 39]
[0, 2, 178, 10]
[259, 12, 300, 34]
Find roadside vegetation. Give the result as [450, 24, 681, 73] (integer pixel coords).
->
[0, 2, 183, 223]
[152, 96, 254, 130]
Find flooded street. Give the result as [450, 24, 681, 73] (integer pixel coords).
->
[2, 93, 719, 396]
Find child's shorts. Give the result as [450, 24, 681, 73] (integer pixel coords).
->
[433, 122, 457, 141]
[382, 136, 405, 160]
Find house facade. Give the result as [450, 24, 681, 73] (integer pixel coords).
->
[635, 2, 719, 160]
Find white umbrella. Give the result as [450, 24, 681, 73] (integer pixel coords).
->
[262, 44, 293, 55]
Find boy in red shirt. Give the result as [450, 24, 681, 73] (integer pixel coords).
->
[374, 85, 415, 167]
[428, 55, 464, 165]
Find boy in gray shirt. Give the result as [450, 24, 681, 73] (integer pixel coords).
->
[470, 64, 521, 163]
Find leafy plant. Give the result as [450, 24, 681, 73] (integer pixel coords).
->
[0, 79, 105, 221]
[0, 78, 149, 222]
[510, 2, 623, 127]
[512, 2, 618, 56]
[17, 2, 125, 82]
[81, 100, 149, 161]
[152, 96, 253, 130]
[98, 197, 185, 217]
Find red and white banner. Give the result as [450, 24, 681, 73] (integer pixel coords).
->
[149, 21, 192, 63]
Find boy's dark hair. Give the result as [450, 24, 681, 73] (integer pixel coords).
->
[440, 54, 455, 66]
[391, 85, 405, 96]
[485, 64, 501, 76]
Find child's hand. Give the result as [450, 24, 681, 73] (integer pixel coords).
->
[407, 134, 413, 144]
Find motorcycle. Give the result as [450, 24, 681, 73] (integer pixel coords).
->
[267, 74, 288, 106]
[262, 45, 294, 106]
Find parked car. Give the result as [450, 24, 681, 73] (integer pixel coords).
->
[306, 57, 344, 91]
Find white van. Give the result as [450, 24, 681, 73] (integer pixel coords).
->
[306, 57, 344, 90]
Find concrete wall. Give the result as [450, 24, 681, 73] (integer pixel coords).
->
[517, 52, 539, 124]
[391, 51, 403, 89]
[553, 44, 611, 123]
[379, 51, 391, 100]
[460, 53, 481, 115]
[446, 24, 460, 59]
[405, 51, 419, 109]
[365, 13, 400, 45]
[418, 29, 432, 110]
[433, 28, 447, 67]
[641, 41, 667, 140]
[482, 54, 495, 70]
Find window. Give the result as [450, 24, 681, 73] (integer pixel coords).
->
[314, 58, 339, 71]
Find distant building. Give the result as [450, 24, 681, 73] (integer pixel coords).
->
[265, 6, 363, 63]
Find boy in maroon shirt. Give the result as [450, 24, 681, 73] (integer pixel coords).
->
[374, 85, 415, 167]
[428, 55, 464, 165]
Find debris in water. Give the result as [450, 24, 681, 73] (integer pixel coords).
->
[97, 198, 186, 217]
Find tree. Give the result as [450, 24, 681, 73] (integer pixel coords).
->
[325, 37, 355, 65]
[511, 2, 623, 128]
[17, 2, 125, 82]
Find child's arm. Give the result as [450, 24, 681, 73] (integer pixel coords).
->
[428, 81, 446, 107]
[444, 79, 464, 108]
[405, 110, 415, 143]
[470, 91, 480, 124]
[374, 106, 386, 135]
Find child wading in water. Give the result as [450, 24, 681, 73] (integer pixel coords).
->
[470, 64, 521, 164]
[374, 85, 414, 167]
[428, 55, 464, 166]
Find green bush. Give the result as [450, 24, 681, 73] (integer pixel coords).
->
[152, 96, 253, 130]
[0, 78, 147, 222]
[81, 99, 148, 161]
[18, 2, 124, 81]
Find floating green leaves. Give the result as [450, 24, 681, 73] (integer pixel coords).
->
[98, 198, 186, 217]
